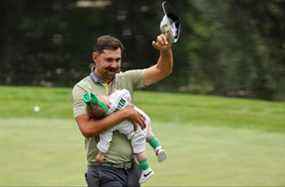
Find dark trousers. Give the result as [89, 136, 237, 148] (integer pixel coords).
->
[85, 164, 141, 187]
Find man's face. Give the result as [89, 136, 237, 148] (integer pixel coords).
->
[93, 48, 122, 82]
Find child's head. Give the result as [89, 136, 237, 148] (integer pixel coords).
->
[83, 92, 110, 119]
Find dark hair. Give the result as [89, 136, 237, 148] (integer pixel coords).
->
[93, 35, 125, 54]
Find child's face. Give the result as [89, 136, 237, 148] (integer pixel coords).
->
[89, 95, 110, 119]
[90, 105, 107, 118]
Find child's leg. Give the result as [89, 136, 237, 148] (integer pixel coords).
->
[134, 107, 161, 150]
[147, 134, 167, 162]
[135, 152, 150, 171]
[147, 134, 162, 150]
[131, 129, 154, 183]
[96, 129, 113, 163]
[135, 150, 154, 183]
[134, 106, 167, 162]
[117, 120, 148, 157]
[146, 123, 161, 151]
[145, 120, 167, 162]
[118, 122, 154, 184]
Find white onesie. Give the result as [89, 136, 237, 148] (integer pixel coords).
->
[97, 89, 150, 154]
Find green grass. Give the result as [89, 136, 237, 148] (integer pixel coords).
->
[1, 86, 285, 132]
[0, 86, 285, 186]
[0, 86, 72, 118]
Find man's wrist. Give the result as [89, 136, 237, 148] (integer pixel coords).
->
[117, 107, 130, 120]
[160, 48, 172, 58]
[160, 47, 172, 54]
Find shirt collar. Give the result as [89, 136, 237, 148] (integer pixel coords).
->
[90, 71, 116, 85]
[90, 71, 105, 85]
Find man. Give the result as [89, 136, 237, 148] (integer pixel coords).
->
[72, 33, 173, 187]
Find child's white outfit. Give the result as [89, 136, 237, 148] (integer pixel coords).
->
[96, 89, 150, 155]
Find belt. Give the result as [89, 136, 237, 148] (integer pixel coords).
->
[91, 161, 133, 170]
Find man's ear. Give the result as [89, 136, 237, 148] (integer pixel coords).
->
[91, 52, 99, 63]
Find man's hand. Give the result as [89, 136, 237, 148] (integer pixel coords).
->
[123, 105, 146, 130]
[152, 34, 172, 51]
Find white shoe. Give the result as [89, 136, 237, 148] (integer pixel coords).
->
[156, 149, 167, 162]
[139, 168, 154, 184]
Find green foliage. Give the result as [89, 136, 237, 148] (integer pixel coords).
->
[1, 0, 285, 100]
[188, 0, 285, 100]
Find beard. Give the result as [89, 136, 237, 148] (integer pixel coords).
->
[104, 66, 119, 79]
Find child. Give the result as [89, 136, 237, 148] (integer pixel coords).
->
[83, 89, 166, 183]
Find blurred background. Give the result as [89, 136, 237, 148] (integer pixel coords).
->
[1, 0, 285, 100]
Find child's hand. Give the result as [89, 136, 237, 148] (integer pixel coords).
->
[95, 152, 106, 163]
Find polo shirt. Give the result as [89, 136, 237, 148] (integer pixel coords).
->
[72, 69, 144, 166]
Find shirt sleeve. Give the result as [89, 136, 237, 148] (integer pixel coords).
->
[122, 69, 145, 89]
[72, 85, 87, 118]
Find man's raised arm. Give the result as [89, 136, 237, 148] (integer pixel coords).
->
[143, 34, 173, 86]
